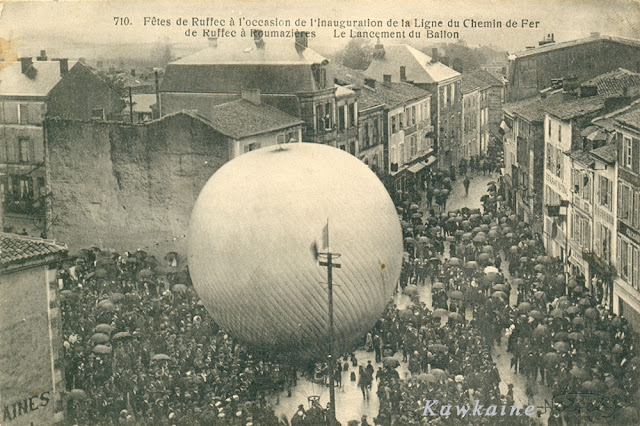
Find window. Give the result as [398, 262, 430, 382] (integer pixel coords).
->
[546, 143, 553, 170]
[19, 104, 29, 124]
[635, 190, 640, 229]
[91, 108, 105, 120]
[618, 182, 633, 221]
[443, 86, 448, 108]
[277, 134, 286, 144]
[348, 103, 355, 127]
[339, 105, 346, 131]
[399, 113, 404, 130]
[18, 138, 30, 163]
[400, 66, 406, 81]
[349, 141, 356, 155]
[623, 137, 633, 168]
[391, 147, 396, 164]
[450, 84, 455, 104]
[391, 116, 397, 134]
[598, 175, 612, 210]
[399, 143, 405, 165]
[410, 135, 417, 157]
[618, 239, 640, 290]
[363, 121, 370, 148]
[372, 118, 379, 144]
[243, 142, 261, 153]
[286, 130, 299, 143]
[411, 106, 416, 125]
[548, 120, 552, 139]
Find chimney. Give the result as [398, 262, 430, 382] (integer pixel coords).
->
[364, 78, 376, 89]
[19, 57, 33, 74]
[373, 42, 385, 60]
[58, 58, 69, 75]
[578, 84, 598, 98]
[154, 68, 162, 118]
[563, 74, 579, 92]
[37, 50, 47, 61]
[551, 78, 563, 90]
[253, 30, 265, 49]
[431, 48, 438, 60]
[295, 32, 308, 52]
[383, 74, 392, 84]
[400, 66, 406, 81]
[131, 68, 136, 77]
[208, 37, 218, 48]
[241, 88, 261, 105]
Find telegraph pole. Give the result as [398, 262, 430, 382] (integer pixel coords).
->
[318, 220, 340, 426]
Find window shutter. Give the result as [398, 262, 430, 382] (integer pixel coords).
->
[633, 138, 640, 173]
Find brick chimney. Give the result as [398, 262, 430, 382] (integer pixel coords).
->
[208, 37, 218, 48]
[131, 68, 136, 77]
[58, 58, 69, 76]
[364, 78, 376, 89]
[383, 74, 392, 84]
[37, 50, 47, 61]
[295, 32, 308, 52]
[242, 88, 261, 105]
[19, 57, 33, 74]
[432, 48, 438, 60]
[372, 42, 385, 60]
[253, 30, 265, 49]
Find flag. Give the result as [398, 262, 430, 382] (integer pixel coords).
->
[322, 220, 329, 249]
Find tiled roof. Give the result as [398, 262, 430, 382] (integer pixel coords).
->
[469, 69, 504, 87]
[460, 74, 490, 94]
[592, 99, 640, 131]
[615, 102, 640, 130]
[590, 143, 617, 164]
[582, 68, 640, 98]
[0, 60, 77, 97]
[206, 99, 303, 139]
[161, 39, 327, 94]
[330, 62, 430, 109]
[510, 34, 640, 58]
[0, 233, 67, 267]
[503, 95, 560, 123]
[364, 44, 460, 85]
[545, 96, 605, 120]
[570, 149, 594, 165]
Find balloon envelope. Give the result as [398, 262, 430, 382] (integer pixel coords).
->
[188, 143, 403, 359]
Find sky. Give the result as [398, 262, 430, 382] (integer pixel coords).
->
[0, 0, 639, 58]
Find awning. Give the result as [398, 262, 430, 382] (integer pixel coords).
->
[425, 156, 436, 166]
[500, 121, 510, 132]
[408, 162, 427, 174]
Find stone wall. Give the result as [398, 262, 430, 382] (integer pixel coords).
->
[45, 113, 228, 255]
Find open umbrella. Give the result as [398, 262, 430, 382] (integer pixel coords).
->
[534, 264, 545, 272]
[430, 368, 447, 380]
[433, 282, 445, 290]
[454, 230, 465, 237]
[95, 324, 113, 334]
[411, 213, 422, 219]
[113, 331, 133, 341]
[404, 285, 418, 296]
[151, 354, 171, 361]
[566, 306, 579, 315]
[383, 357, 400, 368]
[446, 235, 456, 242]
[492, 284, 506, 292]
[570, 367, 588, 379]
[70, 389, 87, 400]
[509, 246, 519, 255]
[410, 203, 419, 210]
[556, 274, 566, 285]
[518, 302, 532, 313]
[93, 345, 112, 354]
[172, 284, 188, 293]
[418, 373, 437, 383]
[550, 308, 564, 318]
[477, 253, 491, 263]
[448, 257, 462, 266]
[449, 290, 464, 300]
[433, 309, 449, 318]
[568, 332, 584, 341]
[533, 324, 549, 338]
[578, 298, 591, 307]
[462, 233, 472, 240]
[553, 341, 570, 352]
[431, 344, 448, 353]
[97, 300, 116, 311]
[534, 291, 547, 300]
[484, 266, 499, 274]
[584, 308, 598, 319]
[488, 230, 499, 239]
[572, 316, 585, 326]
[491, 291, 507, 299]
[90, 333, 110, 344]
[110, 292, 125, 303]
[464, 261, 479, 269]
[404, 237, 416, 244]
[399, 309, 414, 321]
[482, 245, 494, 254]
[554, 332, 569, 342]
[529, 310, 544, 320]
[544, 352, 559, 366]
[418, 236, 430, 244]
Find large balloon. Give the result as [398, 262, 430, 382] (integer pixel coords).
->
[188, 143, 402, 359]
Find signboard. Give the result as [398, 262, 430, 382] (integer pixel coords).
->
[619, 220, 640, 246]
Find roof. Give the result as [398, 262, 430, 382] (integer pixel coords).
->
[330, 62, 430, 110]
[582, 68, 640, 98]
[570, 149, 594, 165]
[615, 102, 640, 131]
[510, 34, 640, 59]
[205, 99, 303, 139]
[0, 60, 77, 97]
[545, 95, 606, 120]
[469, 69, 505, 87]
[590, 143, 617, 164]
[335, 85, 356, 99]
[460, 74, 490, 94]
[503, 95, 558, 123]
[0, 233, 67, 267]
[592, 99, 640, 131]
[131, 94, 157, 113]
[171, 38, 327, 66]
[364, 44, 460, 85]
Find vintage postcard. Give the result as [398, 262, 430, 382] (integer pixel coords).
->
[1, 0, 639, 425]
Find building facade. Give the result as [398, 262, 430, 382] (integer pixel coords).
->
[0, 56, 122, 236]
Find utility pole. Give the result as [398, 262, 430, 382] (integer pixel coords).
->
[129, 86, 134, 124]
[318, 220, 340, 426]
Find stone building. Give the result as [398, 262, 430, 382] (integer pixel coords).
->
[363, 44, 460, 170]
[0, 233, 67, 425]
[0, 54, 122, 236]
[507, 33, 640, 102]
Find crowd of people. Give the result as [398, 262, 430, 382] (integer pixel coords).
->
[57, 161, 640, 425]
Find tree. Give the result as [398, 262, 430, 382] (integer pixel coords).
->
[151, 38, 175, 67]
[334, 39, 374, 70]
